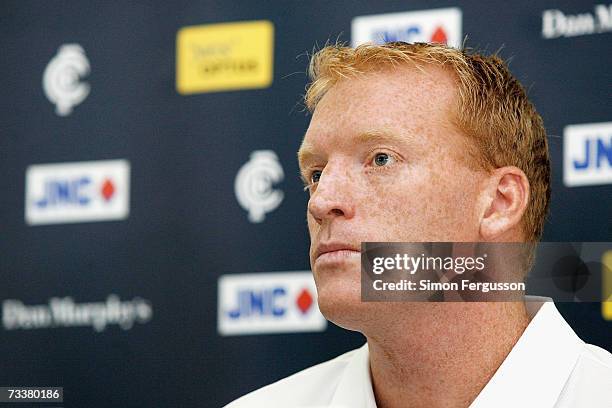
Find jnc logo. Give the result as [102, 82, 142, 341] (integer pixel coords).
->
[564, 122, 612, 187]
[35, 177, 115, 208]
[572, 137, 612, 170]
[227, 288, 287, 319]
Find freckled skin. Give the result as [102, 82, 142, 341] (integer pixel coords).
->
[300, 66, 530, 408]
[302, 66, 486, 326]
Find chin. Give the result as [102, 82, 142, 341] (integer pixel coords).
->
[314, 274, 374, 332]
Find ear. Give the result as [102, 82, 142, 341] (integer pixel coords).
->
[478, 166, 530, 240]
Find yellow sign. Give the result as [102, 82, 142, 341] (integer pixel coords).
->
[176, 20, 274, 94]
[603, 250, 612, 320]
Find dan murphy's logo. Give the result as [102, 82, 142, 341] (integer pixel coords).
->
[176, 20, 274, 94]
[351, 7, 462, 48]
[25, 159, 130, 225]
[218, 272, 326, 336]
[542, 4, 612, 39]
[43, 44, 91, 116]
[2, 294, 152, 332]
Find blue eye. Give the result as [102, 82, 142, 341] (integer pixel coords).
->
[373, 153, 391, 166]
[310, 170, 322, 183]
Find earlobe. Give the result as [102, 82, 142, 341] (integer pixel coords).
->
[479, 167, 530, 240]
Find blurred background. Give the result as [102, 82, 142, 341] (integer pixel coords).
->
[1, 1, 611, 406]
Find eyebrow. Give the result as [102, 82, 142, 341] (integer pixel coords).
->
[297, 140, 317, 170]
[297, 129, 410, 169]
[354, 129, 411, 146]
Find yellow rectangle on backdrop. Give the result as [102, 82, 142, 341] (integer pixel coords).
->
[602, 250, 612, 320]
[176, 20, 274, 94]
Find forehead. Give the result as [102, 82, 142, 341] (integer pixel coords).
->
[300, 65, 458, 155]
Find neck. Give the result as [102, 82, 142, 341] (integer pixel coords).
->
[364, 302, 530, 408]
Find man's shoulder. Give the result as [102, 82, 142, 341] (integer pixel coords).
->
[581, 343, 612, 367]
[572, 342, 612, 379]
[224, 345, 364, 408]
[556, 343, 612, 406]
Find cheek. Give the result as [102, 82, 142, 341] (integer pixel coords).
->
[413, 165, 481, 240]
[359, 163, 481, 241]
[351, 169, 422, 240]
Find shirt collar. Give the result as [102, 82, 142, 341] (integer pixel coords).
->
[469, 296, 584, 408]
[330, 341, 377, 408]
[330, 297, 583, 408]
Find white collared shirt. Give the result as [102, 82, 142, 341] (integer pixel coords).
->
[226, 298, 612, 407]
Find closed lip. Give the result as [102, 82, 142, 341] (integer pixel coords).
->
[315, 242, 360, 260]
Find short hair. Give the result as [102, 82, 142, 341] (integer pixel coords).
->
[304, 42, 551, 242]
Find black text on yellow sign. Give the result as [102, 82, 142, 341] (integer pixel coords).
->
[176, 20, 274, 94]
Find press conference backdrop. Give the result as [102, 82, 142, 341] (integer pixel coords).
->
[1, 1, 611, 407]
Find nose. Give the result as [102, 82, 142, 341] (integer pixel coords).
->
[307, 164, 356, 224]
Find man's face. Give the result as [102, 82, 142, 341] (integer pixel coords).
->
[298, 66, 488, 328]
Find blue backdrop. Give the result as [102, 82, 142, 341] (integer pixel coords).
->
[1, 1, 611, 406]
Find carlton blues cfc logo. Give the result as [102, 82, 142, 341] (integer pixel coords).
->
[43, 44, 91, 116]
[234, 150, 284, 223]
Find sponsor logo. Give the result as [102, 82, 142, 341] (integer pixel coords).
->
[234, 150, 284, 223]
[43, 44, 91, 116]
[603, 251, 612, 320]
[542, 4, 612, 39]
[563, 122, 612, 187]
[25, 159, 130, 225]
[218, 272, 326, 336]
[176, 20, 274, 94]
[2, 295, 153, 332]
[351, 7, 462, 48]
